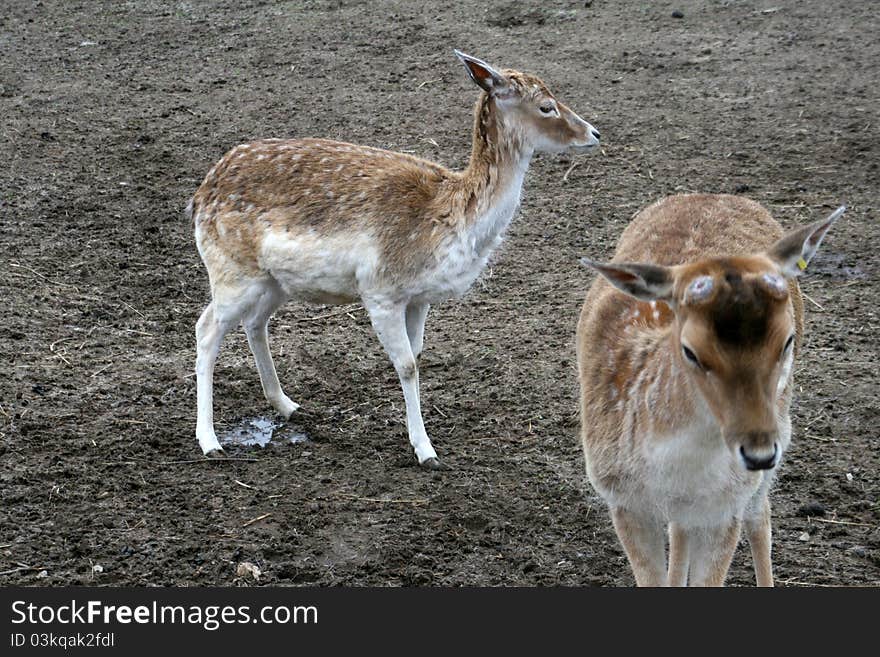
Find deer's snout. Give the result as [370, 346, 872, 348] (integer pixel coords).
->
[580, 118, 600, 148]
[736, 432, 779, 471]
[571, 118, 600, 152]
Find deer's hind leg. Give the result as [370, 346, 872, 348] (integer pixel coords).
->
[195, 276, 289, 456]
[242, 278, 299, 418]
[195, 300, 236, 456]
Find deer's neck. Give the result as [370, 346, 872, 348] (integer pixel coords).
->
[612, 324, 710, 439]
[646, 330, 715, 435]
[453, 94, 532, 251]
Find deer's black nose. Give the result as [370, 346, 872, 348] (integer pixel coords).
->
[740, 444, 778, 471]
[591, 128, 601, 140]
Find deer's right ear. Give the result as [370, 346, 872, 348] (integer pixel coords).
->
[580, 258, 675, 302]
[767, 205, 845, 278]
[454, 50, 510, 97]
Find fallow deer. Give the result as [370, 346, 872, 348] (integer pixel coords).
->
[576, 195, 844, 585]
[190, 51, 600, 468]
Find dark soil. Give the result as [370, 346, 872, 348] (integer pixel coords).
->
[2, 0, 878, 586]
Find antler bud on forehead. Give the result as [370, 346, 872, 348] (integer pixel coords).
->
[683, 275, 715, 305]
[757, 272, 788, 299]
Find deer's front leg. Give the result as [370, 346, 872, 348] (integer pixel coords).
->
[687, 519, 742, 587]
[610, 507, 667, 587]
[365, 299, 444, 470]
[745, 495, 774, 587]
[667, 523, 690, 586]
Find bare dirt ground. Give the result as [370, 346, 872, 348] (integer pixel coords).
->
[1, 0, 878, 586]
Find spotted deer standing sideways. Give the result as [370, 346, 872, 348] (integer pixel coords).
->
[577, 195, 845, 586]
[189, 51, 600, 468]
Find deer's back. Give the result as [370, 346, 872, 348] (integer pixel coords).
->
[613, 194, 783, 265]
[191, 138, 458, 279]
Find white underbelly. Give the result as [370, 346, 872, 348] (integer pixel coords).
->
[259, 229, 377, 303]
[256, 182, 521, 305]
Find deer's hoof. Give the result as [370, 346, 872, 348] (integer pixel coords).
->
[275, 397, 300, 419]
[420, 457, 450, 471]
[204, 447, 227, 459]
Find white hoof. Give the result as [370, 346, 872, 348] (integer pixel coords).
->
[414, 443, 438, 466]
[273, 395, 300, 419]
[198, 432, 223, 456]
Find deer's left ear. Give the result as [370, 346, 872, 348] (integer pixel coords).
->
[454, 50, 511, 97]
[767, 205, 846, 277]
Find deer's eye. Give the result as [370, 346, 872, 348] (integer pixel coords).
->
[539, 102, 556, 115]
[682, 345, 703, 370]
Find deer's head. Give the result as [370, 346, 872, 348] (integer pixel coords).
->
[455, 50, 600, 155]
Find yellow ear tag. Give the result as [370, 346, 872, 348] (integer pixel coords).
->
[797, 257, 808, 271]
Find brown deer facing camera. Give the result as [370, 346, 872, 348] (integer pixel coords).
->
[190, 51, 600, 468]
[577, 195, 844, 585]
